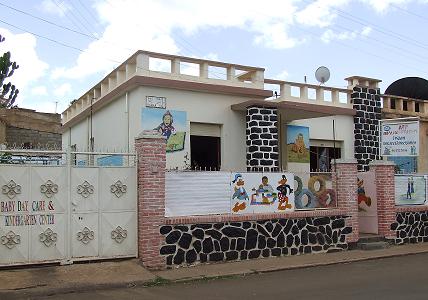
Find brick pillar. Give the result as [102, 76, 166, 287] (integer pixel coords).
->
[135, 130, 166, 269]
[246, 106, 279, 172]
[332, 159, 359, 243]
[369, 160, 396, 239]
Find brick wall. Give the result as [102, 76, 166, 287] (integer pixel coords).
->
[332, 159, 359, 243]
[135, 130, 167, 269]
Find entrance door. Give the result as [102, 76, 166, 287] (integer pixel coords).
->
[190, 135, 221, 170]
[357, 171, 378, 234]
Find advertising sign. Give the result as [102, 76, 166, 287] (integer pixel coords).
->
[381, 120, 419, 157]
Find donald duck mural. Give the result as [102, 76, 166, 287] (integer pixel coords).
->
[231, 174, 249, 213]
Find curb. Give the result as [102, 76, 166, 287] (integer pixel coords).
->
[2, 247, 428, 298]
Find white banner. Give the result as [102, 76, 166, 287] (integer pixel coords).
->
[381, 120, 419, 157]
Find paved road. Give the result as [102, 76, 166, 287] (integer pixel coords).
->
[30, 253, 428, 300]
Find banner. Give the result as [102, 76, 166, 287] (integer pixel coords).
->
[381, 120, 419, 157]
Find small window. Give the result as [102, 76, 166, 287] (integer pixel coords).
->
[310, 146, 341, 172]
[415, 102, 420, 112]
[390, 99, 396, 109]
[403, 100, 408, 111]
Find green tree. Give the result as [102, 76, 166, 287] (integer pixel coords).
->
[0, 34, 19, 108]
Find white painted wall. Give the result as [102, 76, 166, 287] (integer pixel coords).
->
[291, 115, 355, 159]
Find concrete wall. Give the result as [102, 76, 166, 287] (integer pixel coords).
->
[64, 86, 248, 170]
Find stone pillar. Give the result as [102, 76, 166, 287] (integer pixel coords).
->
[351, 86, 381, 171]
[332, 159, 359, 243]
[135, 130, 166, 269]
[246, 106, 279, 172]
[369, 160, 396, 239]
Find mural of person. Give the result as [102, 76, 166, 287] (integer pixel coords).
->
[276, 175, 293, 211]
[357, 178, 371, 211]
[407, 176, 414, 199]
[251, 176, 277, 205]
[291, 133, 306, 154]
[232, 174, 249, 212]
[154, 110, 176, 140]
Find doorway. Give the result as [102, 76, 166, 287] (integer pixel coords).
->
[190, 135, 221, 170]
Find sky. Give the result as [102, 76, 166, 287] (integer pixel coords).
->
[1, 0, 428, 114]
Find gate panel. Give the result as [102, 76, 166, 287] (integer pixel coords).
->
[100, 211, 137, 257]
[99, 168, 137, 211]
[71, 168, 99, 213]
[0, 166, 31, 265]
[71, 212, 99, 259]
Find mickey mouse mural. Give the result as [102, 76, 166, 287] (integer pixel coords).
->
[231, 173, 295, 214]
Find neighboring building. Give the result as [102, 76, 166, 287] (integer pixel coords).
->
[382, 77, 428, 174]
[0, 107, 62, 149]
[61, 51, 381, 173]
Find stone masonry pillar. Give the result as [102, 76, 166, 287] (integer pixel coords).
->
[351, 82, 382, 171]
[369, 160, 396, 239]
[135, 130, 166, 269]
[246, 106, 279, 172]
[332, 159, 359, 243]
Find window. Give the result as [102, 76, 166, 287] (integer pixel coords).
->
[190, 135, 221, 170]
[390, 99, 396, 109]
[403, 100, 408, 111]
[415, 102, 420, 113]
[310, 146, 341, 172]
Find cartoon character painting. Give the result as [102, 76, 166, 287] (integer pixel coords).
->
[250, 176, 278, 205]
[154, 110, 176, 139]
[407, 176, 414, 199]
[276, 175, 293, 211]
[232, 174, 249, 213]
[357, 178, 372, 212]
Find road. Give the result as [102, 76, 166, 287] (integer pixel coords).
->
[30, 253, 428, 300]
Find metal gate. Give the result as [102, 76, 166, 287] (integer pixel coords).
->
[0, 149, 137, 266]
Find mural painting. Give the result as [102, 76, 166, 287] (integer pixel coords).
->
[142, 108, 187, 153]
[293, 174, 337, 209]
[357, 172, 378, 234]
[231, 173, 295, 214]
[287, 125, 310, 163]
[395, 175, 426, 205]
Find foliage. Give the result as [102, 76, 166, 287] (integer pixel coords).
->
[0, 34, 19, 108]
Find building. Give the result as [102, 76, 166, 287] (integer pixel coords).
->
[0, 107, 61, 149]
[61, 51, 382, 173]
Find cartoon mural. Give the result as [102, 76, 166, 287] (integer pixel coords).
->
[395, 175, 426, 205]
[231, 173, 295, 214]
[357, 172, 378, 234]
[142, 108, 187, 153]
[287, 125, 310, 163]
[294, 174, 337, 209]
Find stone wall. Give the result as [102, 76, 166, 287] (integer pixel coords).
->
[352, 86, 381, 171]
[391, 211, 428, 244]
[6, 126, 61, 148]
[246, 106, 279, 172]
[160, 216, 352, 266]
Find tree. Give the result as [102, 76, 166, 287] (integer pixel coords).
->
[0, 34, 19, 108]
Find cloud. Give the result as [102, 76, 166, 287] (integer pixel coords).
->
[321, 26, 372, 43]
[276, 69, 290, 80]
[31, 86, 48, 96]
[53, 83, 71, 97]
[0, 28, 49, 106]
[296, 0, 351, 27]
[360, 0, 411, 13]
[39, 0, 72, 17]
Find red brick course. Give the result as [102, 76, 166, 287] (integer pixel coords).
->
[135, 132, 166, 269]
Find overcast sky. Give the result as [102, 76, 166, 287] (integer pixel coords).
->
[0, 0, 428, 114]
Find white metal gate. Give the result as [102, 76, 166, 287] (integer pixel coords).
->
[0, 150, 137, 266]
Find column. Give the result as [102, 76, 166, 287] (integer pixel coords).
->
[135, 130, 166, 269]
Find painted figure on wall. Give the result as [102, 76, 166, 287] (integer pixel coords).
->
[155, 110, 176, 139]
[250, 176, 278, 205]
[141, 108, 186, 153]
[287, 125, 310, 163]
[357, 177, 372, 212]
[276, 175, 293, 210]
[232, 174, 249, 212]
[407, 176, 414, 199]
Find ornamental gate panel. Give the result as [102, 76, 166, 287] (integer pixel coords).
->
[0, 154, 137, 266]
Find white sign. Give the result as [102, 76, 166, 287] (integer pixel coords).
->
[381, 120, 419, 157]
[145, 96, 166, 109]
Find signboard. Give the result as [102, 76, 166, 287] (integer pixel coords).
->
[381, 120, 419, 157]
[395, 175, 426, 205]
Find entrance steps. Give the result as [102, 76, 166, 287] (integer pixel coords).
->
[357, 234, 390, 250]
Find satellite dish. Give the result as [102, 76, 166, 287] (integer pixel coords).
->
[315, 66, 330, 85]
